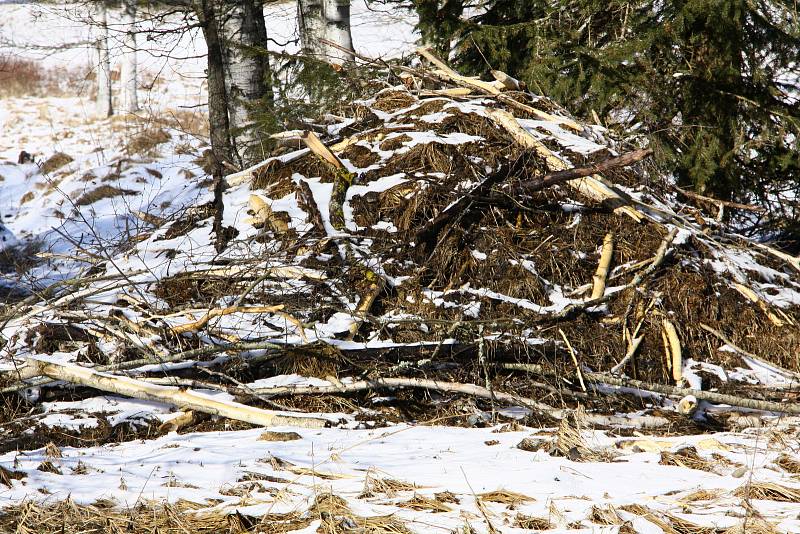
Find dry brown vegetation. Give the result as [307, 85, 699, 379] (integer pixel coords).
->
[0, 55, 88, 98]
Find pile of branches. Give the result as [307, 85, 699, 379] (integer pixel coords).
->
[1, 49, 799, 436]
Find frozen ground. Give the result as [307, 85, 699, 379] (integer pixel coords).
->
[3, 410, 800, 533]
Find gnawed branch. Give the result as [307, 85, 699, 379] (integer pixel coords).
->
[28, 359, 328, 428]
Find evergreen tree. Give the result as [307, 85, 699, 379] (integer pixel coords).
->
[415, 1, 800, 203]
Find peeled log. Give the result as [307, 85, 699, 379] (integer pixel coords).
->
[591, 233, 614, 299]
[486, 109, 643, 222]
[28, 359, 327, 429]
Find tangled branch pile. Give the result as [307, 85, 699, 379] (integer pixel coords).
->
[2, 50, 799, 437]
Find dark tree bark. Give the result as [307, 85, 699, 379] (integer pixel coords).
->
[193, 0, 233, 252]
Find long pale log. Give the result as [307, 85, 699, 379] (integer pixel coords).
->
[486, 109, 644, 222]
[591, 233, 614, 299]
[28, 359, 327, 428]
[662, 319, 683, 383]
[416, 47, 582, 131]
[502, 363, 800, 415]
[2, 341, 284, 394]
[253, 376, 669, 428]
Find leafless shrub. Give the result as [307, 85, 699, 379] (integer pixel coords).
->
[0, 55, 88, 98]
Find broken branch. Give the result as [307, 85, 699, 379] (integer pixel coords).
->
[28, 359, 328, 428]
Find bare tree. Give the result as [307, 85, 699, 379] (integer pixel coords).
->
[94, 1, 112, 117]
[298, 0, 354, 65]
[221, 0, 273, 165]
[121, 0, 138, 113]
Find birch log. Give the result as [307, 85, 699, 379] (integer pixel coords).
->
[27, 359, 327, 428]
[591, 233, 614, 299]
[486, 109, 644, 222]
[253, 376, 669, 428]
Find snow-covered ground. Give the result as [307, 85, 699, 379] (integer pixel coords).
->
[3, 412, 800, 533]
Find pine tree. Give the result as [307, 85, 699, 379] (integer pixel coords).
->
[416, 1, 800, 202]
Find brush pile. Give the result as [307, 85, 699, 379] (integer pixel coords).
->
[1, 49, 799, 443]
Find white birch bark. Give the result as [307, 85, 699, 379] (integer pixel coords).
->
[297, 0, 328, 60]
[221, 0, 272, 165]
[322, 0, 354, 64]
[121, 0, 139, 113]
[94, 1, 113, 117]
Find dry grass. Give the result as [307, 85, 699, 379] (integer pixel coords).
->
[734, 481, 800, 502]
[0, 498, 263, 534]
[589, 505, 637, 533]
[478, 489, 534, 505]
[513, 513, 552, 530]
[125, 128, 172, 157]
[360, 470, 418, 498]
[74, 185, 137, 206]
[0, 55, 87, 98]
[40, 152, 74, 175]
[775, 453, 800, 474]
[682, 489, 722, 502]
[0, 494, 415, 534]
[659, 446, 715, 472]
[397, 494, 452, 513]
[555, 405, 615, 462]
[313, 493, 411, 533]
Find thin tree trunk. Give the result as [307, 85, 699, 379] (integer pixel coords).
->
[121, 0, 139, 113]
[194, 0, 233, 251]
[95, 2, 113, 117]
[221, 0, 273, 166]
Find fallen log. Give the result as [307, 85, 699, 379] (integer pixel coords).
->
[486, 109, 645, 222]
[1, 340, 284, 394]
[501, 362, 800, 415]
[510, 149, 653, 194]
[591, 233, 614, 299]
[27, 358, 328, 428]
[252, 377, 670, 429]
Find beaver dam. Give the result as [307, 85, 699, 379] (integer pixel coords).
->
[1, 49, 799, 533]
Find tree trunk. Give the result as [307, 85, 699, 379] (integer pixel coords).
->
[298, 0, 328, 60]
[194, 0, 233, 252]
[221, 0, 274, 166]
[322, 0, 354, 64]
[94, 2, 113, 117]
[121, 0, 139, 113]
[298, 0, 353, 64]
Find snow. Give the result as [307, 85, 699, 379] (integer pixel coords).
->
[2, 420, 800, 532]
